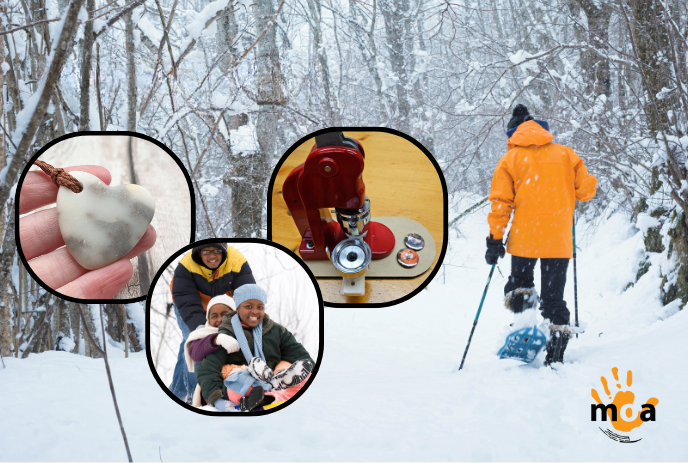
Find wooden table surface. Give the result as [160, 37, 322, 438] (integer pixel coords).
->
[28, 135, 192, 299]
[270, 131, 445, 305]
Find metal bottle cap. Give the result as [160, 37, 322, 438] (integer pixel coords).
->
[331, 238, 372, 278]
[404, 233, 425, 250]
[397, 248, 419, 268]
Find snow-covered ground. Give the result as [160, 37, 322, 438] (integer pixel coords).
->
[2, 203, 687, 461]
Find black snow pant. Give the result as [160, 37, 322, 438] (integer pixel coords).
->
[504, 255, 570, 325]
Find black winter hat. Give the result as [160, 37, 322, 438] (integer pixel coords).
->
[507, 104, 534, 130]
[191, 244, 228, 269]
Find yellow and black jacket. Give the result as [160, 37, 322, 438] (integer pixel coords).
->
[171, 245, 255, 330]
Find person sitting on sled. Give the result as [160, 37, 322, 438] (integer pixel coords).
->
[182, 293, 305, 407]
[182, 294, 239, 406]
[485, 104, 597, 365]
[195, 284, 315, 411]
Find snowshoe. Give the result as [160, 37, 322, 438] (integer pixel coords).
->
[497, 325, 546, 363]
[242, 400, 285, 412]
[240, 386, 265, 412]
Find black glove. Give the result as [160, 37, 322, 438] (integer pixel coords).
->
[485, 236, 505, 265]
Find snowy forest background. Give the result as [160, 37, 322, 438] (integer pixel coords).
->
[0, 0, 687, 361]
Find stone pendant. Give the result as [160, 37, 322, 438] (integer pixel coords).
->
[56, 171, 156, 270]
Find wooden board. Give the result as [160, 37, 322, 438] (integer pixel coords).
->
[28, 135, 192, 299]
[270, 131, 445, 305]
[304, 217, 436, 278]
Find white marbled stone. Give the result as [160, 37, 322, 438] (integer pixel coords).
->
[56, 171, 156, 270]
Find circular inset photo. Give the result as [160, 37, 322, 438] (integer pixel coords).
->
[268, 129, 447, 307]
[15, 133, 194, 302]
[147, 239, 323, 415]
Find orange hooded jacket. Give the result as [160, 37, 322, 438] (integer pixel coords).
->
[488, 120, 597, 258]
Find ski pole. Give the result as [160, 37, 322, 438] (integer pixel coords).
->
[573, 213, 579, 339]
[459, 263, 496, 371]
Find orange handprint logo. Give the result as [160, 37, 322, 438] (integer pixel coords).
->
[591, 367, 658, 433]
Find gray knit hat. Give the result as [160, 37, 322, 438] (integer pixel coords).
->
[234, 284, 267, 307]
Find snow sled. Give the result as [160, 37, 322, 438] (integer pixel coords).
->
[234, 401, 286, 412]
[497, 325, 546, 363]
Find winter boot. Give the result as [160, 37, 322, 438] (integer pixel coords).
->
[544, 325, 571, 366]
[240, 386, 265, 412]
[270, 359, 314, 391]
[504, 287, 539, 313]
[248, 357, 274, 382]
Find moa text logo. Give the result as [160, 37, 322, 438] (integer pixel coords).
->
[590, 367, 658, 443]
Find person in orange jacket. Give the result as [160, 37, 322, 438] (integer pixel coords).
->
[485, 104, 597, 365]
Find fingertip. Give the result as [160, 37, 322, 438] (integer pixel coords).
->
[123, 225, 157, 260]
[143, 224, 157, 248]
[20, 165, 113, 214]
[64, 165, 112, 185]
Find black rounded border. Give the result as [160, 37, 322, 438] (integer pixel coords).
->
[145, 237, 325, 417]
[267, 127, 449, 308]
[14, 131, 197, 304]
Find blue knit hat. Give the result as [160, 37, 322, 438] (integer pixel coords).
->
[234, 284, 267, 307]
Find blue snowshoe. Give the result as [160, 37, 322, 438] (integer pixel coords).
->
[497, 325, 546, 363]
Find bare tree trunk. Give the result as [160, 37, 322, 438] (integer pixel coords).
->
[380, 0, 412, 133]
[577, 0, 611, 98]
[231, 0, 284, 238]
[0, 283, 10, 357]
[21, 293, 56, 358]
[55, 298, 70, 350]
[490, 0, 504, 39]
[254, 0, 285, 108]
[216, 5, 247, 140]
[217, 3, 239, 67]
[307, 0, 336, 122]
[673, 0, 687, 93]
[69, 302, 81, 354]
[349, 0, 387, 119]
[0, 299, 9, 357]
[125, 10, 137, 131]
[53, 93, 66, 136]
[18, 261, 25, 342]
[82, 305, 103, 359]
[77, 304, 133, 461]
[628, 0, 674, 134]
[78, 0, 95, 131]
[20, 261, 27, 319]
[0, 200, 17, 356]
[6, 0, 86, 208]
[617, 23, 627, 111]
[95, 44, 104, 130]
[0, 1, 4, 162]
[215, 2, 239, 94]
[3, 35, 22, 132]
[122, 305, 129, 358]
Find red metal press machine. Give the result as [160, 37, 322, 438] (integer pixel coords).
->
[282, 132, 396, 294]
